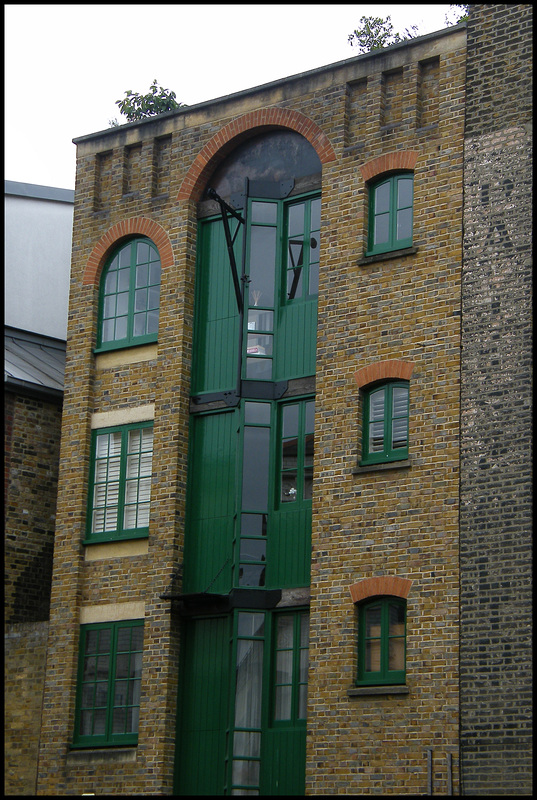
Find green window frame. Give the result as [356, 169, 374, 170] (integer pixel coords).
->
[73, 619, 144, 747]
[86, 422, 153, 543]
[278, 399, 315, 507]
[271, 611, 309, 727]
[283, 195, 321, 302]
[361, 381, 409, 465]
[97, 237, 160, 351]
[357, 597, 406, 686]
[366, 173, 413, 256]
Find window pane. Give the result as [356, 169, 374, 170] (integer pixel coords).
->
[303, 466, 313, 499]
[397, 177, 413, 208]
[397, 207, 412, 241]
[274, 685, 292, 720]
[234, 731, 261, 758]
[241, 513, 267, 537]
[251, 201, 277, 225]
[365, 640, 381, 672]
[249, 227, 275, 307]
[281, 471, 297, 503]
[117, 268, 130, 292]
[288, 203, 305, 236]
[242, 427, 269, 511]
[248, 309, 273, 332]
[277, 616, 294, 649]
[247, 333, 273, 357]
[240, 539, 266, 562]
[115, 316, 128, 340]
[283, 404, 299, 438]
[232, 759, 260, 786]
[389, 602, 405, 635]
[244, 402, 270, 425]
[239, 564, 266, 587]
[119, 245, 132, 268]
[375, 181, 390, 214]
[389, 637, 405, 671]
[112, 707, 126, 734]
[235, 639, 264, 728]
[136, 263, 148, 288]
[116, 292, 129, 316]
[392, 418, 408, 449]
[308, 261, 319, 296]
[298, 684, 308, 719]
[135, 288, 148, 311]
[237, 612, 265, 638]
[246, 357, 272, 380]
[369, 421, 384, 453]
[365, 605, 381, 637]
[374, 212, 390, 245]
[310, 197, 321, 232]
[276, 650, 293, 684]
[136, 241, 150, 264]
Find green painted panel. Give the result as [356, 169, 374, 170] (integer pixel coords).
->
[184, 410, 238, 593]
[267, 507, 311, 589]
[174, 616, 231, 795]
[192, 217, 241, 395]
[261, 728, 306, 795]
[274, 299, 317, 381]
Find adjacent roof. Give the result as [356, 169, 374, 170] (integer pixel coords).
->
[4, 180, 74, 204]
[4, 326, 66, 400]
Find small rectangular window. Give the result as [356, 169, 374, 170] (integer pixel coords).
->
[87, 422, 153, 542]
[357, 598, 406, 685]
[73, 620, 144, 747]
[361, 382, 409, 465]
[367, 174, 413, 256]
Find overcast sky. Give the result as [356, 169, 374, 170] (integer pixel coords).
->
[5, 4, 458, 190]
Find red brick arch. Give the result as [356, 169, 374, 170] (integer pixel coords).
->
[83, 217, 174, 286]
[177, 107, 337, 203]
[349, 576, 413, 604]
[360, 150, 419, 183]
[354, 359, 414, 389]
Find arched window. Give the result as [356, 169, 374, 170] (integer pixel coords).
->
[97, 237, 160, 350]
[357, 596, 406, 686]
[361, 380, 409, 465]
[367, 172, 413, 256]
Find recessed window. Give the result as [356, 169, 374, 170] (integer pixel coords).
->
[361, 381, 409, 465]
[279, 399, 315, 505]
[357, 597, 406, 686]
[367, 173, 413, 256]
[97, 238, 160, 351]
[73, 620, 143, 747]
[86, 422, 153, 542]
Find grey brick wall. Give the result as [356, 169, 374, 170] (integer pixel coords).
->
[460, 5, 533, 795]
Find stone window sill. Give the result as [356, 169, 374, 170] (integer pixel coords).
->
[67, 747, 137, 766]
[348, 685, 409, 697]
[352, 459, 411, 474]
[358, 246, 418, 266]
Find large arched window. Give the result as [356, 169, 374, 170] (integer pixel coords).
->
[97, 237, 160, 350]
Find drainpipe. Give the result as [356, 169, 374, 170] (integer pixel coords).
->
[427, 748, 433, 795]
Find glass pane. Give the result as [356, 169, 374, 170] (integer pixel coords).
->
[149, 261, 161, 284]
[237, 612, 265, 638]
[234, 639, 264, 728]
[369, 389, 385, 422]
[287, 266, 303, 299]
[246, 357, 272, 380]
[277, 616, 294, 649]
[239, 539, 266, 562]
[80, 710, 93, 736]
[83, 655, 97, 680]
[136, 263, 148, 288]
[103, 295, 116, 319]
[244, 402, 270, 426]
[112, 707, 126, 734]
[246, 333, 272, 357]
[242, 427, 270, 511]
[287, 236, 304, 269]
[148, 285, 160, 309]
[247, 309, 273, 332]
[369, 421, 384, 452]
[114, 680, 128, 705]
[136, 241, 150, 264]
[374, 181, 390, 214]
[276, 650, 293, 683]
[128, 679, 141, 705]
[288, 203, 305, 236]
[299, 647, 309, 682]
[365, 605, 382, 637]
[397, 177, 413, 208]
[116, 292, 129, 316]
[126, 706, 139, 733]
[249, 227, 275, 307]
[281, 471, 297, 503]
[397, 207, 412, 241]
[131, 626, 144, 651]
[93, 708, 106, 735]
[115, 316, 128, 340]
[239, 564, 266, 587]
[282, 404, 299, 438]
[389, 603, 405, 635]
[305, 401, 315, 433]
[101, 319, 115, 342]
[146, 310, 159, 334]
[389, 638, 405, 671]
[392, 417, 408, 449]
[232, 759, 260, 786]
[119, 245, 132, 268]
[81, 685, 94, 707]
[241, 514, 267, 537]
[86, 629, 100, 654]
[116, 654, 129, 679]
[117, 267, 130, 292]
[374, 212, 390, 245]
[274, 685, 292, 720]
[365, 640, 381, 672]
[105, 270, 117, 294]
[251, 201, 277, 225]
[135, 288, 148, 311]
[234, 731, 261, 758]
[300, 613, 309, 647]
[303, 466, 313, 500]
[117, 627, 131, 651]
[392, 386, 408, 415]
[308, 261, 319, 296]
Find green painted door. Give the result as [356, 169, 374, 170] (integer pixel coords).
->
[173, 615, 231, 795]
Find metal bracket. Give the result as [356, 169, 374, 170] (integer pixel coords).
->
[206, 187, 245, 314]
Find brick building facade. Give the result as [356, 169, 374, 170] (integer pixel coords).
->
[5, 5, 531, 796]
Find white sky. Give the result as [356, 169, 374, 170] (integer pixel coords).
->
[5, 4, 457, 191]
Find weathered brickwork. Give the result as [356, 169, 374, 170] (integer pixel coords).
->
[4, 392, 61, 623]
[4, 622, 49, 796]
[30, 7, 531, 795]
[460, 4, 533, 795]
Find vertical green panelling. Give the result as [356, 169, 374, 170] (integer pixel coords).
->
[275, 300, 317, 381]
[261, 729, 306, 796]
[183, 410, 238, 593]
[192, 217, 241, 396]
[268, 507, 311, 589]
[174, 616, 231, 795]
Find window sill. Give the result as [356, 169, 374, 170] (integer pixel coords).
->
[353, 458, 411, 474]
[348, 685, 409, 697]
[358, 246, 418, 266]
[67, 747, 137, 766]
